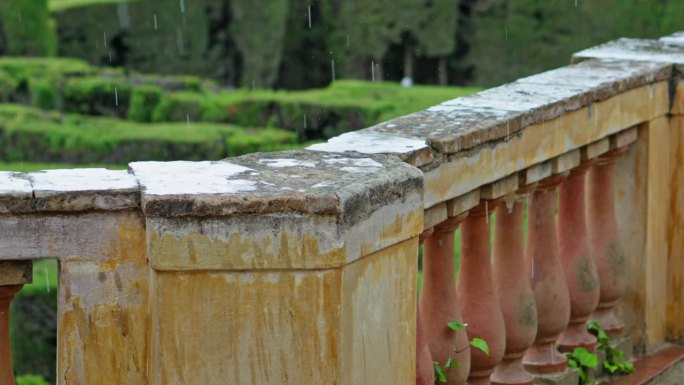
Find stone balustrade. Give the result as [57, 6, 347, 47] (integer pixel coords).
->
[1, 32, 684, 385]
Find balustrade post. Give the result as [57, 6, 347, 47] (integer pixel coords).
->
[457, 201, 506, 385]
[0, 261, 32, 385]
[523, 176, 571, 374]
[418, 227, 436, 385]
[421, 214, 470, 385]
[492, 193, 537, 385]
[587, 149, 628, 337]
[558, 162, 600, 351]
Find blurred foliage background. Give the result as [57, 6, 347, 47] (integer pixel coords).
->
[1, 0, 682, 90]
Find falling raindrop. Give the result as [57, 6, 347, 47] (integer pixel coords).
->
[308, 5, 312, 29]
[252, 79, 256, 91]
[505, 27, 508, 40]
[108, 51, 112, 63]
[45, 268, 50, 293]
[575, 0, 578, 7]
[180, 0, 185, 13]
[154, 14, 158, 30]
[176, 29, 185, 55]
[187, 114, 190, 128]
[96, 38, 99, 51]
[485, 201, 489, 223]
[303, 114, 308, 129]
[114, 87, 119, 106]
[331, 60, 336, 81]
[104, 31, 107, 47]
[371, 61, 375, 82]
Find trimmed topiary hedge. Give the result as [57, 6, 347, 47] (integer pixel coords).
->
[0, 104, 299, 164]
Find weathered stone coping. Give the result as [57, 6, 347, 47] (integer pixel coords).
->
[0, 169, 139, 213]
[573, 37, 684, 71]
[309, 58, 675, 170]
[132, 151, 423, 220]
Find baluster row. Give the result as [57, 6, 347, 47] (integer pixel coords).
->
[417, 143, 630, 385]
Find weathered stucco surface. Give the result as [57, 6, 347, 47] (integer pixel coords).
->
[57, 211, 148, 385]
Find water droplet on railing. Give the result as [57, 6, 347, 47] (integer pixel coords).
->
[45, 268, 50, 293]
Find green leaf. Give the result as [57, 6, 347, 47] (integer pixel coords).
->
[470, 338, 489, 356]
[433, 362, 447, 383]
[573, 347, 598, 368]
[445, 357, 459, 370]
[447, 321, 468, 331]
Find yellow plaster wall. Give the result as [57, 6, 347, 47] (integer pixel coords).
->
[57, 212, 149, 384]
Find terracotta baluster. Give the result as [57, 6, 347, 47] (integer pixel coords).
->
[421, 214, 470, 385]
[492, 194, 537, 385]
[558, 163, 601, 351]
[587, 149, 628, 337]
[457, 201, 506, 385]
[523, 176, 571, 374]
[417, 227, 436, 385]
[1, 285, 24, 385]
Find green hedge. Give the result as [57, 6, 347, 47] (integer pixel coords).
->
[0, 104, 298, 164]
[150, 80, 481, 140]
[0, 57, 480, 140]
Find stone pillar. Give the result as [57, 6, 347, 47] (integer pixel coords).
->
[523, 176, 571, 374]
[491, 194, 537, 385]
[588, 149, 628, 337]
[417, 228, 436, 385]
[558, 163, 600, 352]
[132, 153, 424, 385]
[0, 261, 32, 385]
[458, 201, 506, 385]
[421, 214, 470, 385]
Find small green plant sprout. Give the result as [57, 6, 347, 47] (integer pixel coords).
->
[433, 321, 490, 384]
[565, 347, 598, 385]
[587, 320, 635, 376]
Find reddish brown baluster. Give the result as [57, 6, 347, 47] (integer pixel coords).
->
[523, 176, 571, 374]
[1, 285, 23, 385]
[417, 228, 436, 385]
[421, 214, 470, 385]
[587, 149, 628, 337]
[492, 195, 537, 385]
[558, 163, 600, 351]
[457, 201, 506, 385]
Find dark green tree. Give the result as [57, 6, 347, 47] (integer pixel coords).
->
[230, 0, 289, 88]
[0, 0, 57, 56]
[337, 0, 403, 81]
[413, 0, 459, 85]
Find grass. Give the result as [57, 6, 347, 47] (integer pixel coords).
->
[0, 162, 124, 172]
[49, 0, 141, 12]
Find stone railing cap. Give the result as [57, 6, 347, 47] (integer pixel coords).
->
[572, 38, 684, 69]
[660, 32, 684, 47]
[312, 55, 671, 164]
[131, 150, 423, 219]
[0, 169, 140, 213]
